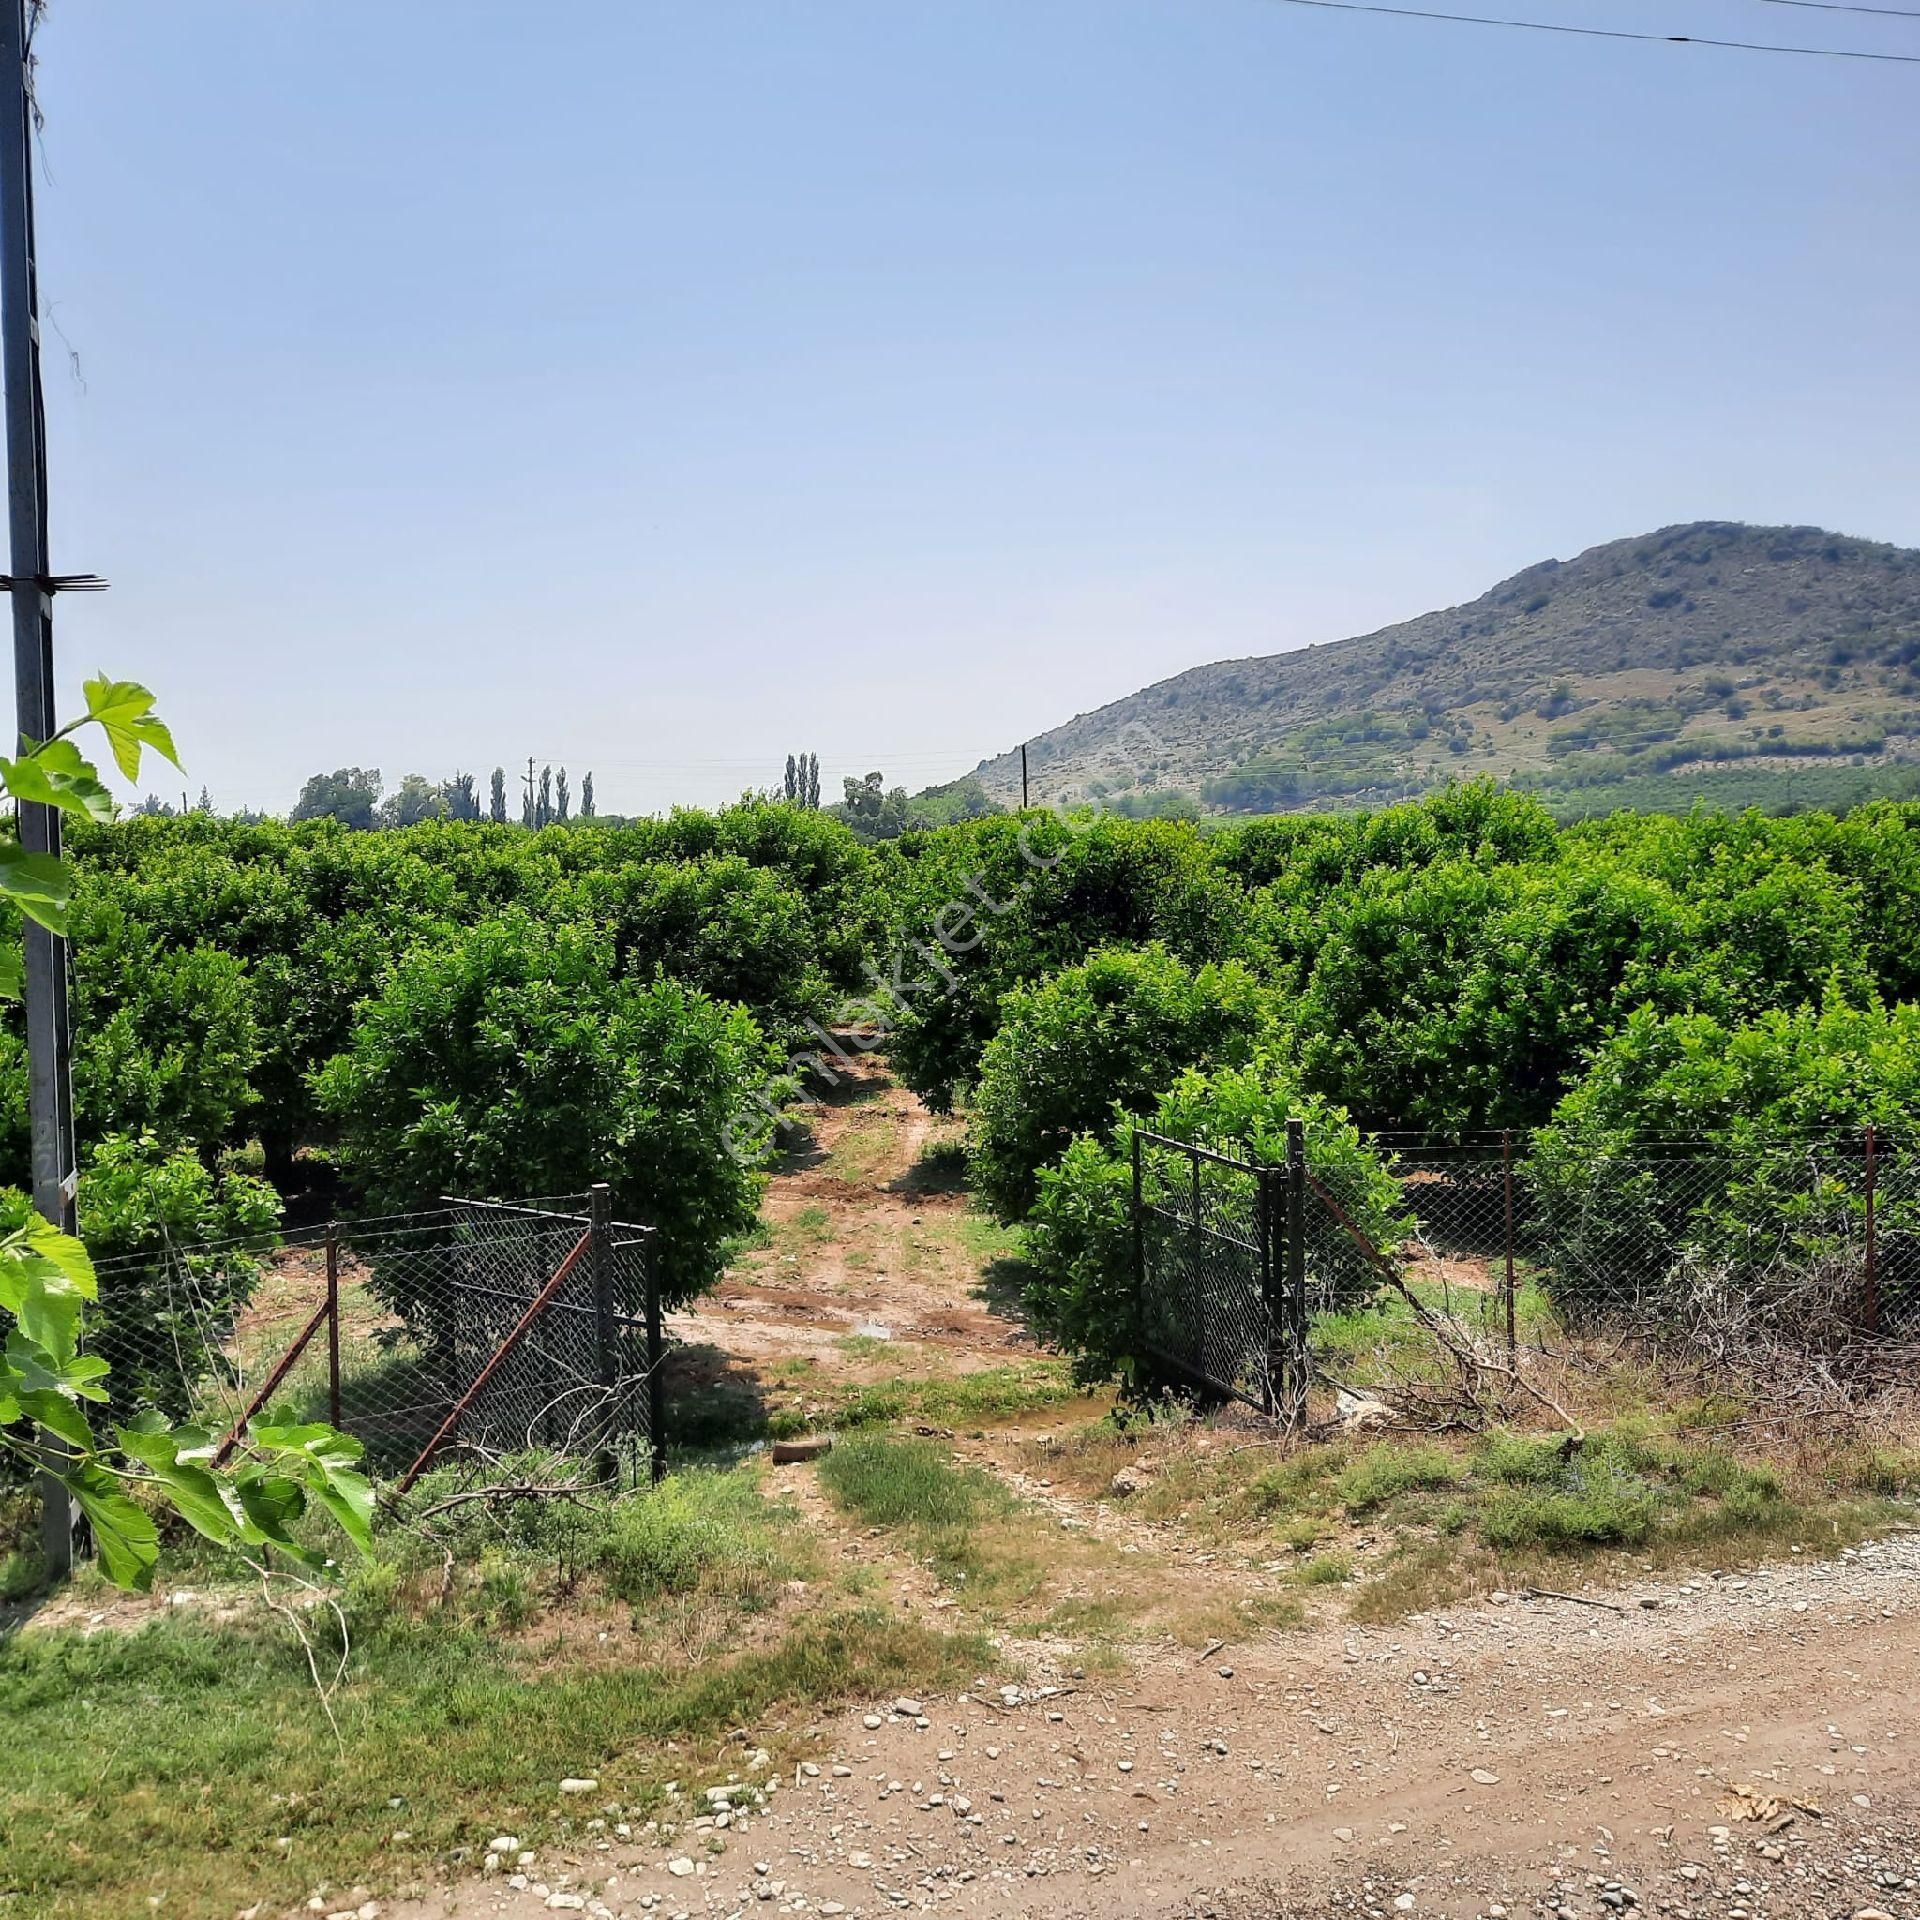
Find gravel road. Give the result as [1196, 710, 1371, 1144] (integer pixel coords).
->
[383, 1527, 1920, 1920]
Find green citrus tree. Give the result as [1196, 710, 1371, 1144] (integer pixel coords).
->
[1, 677, 371, 1589]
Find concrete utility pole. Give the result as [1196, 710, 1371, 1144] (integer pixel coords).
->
[1, 0, 81, 1577]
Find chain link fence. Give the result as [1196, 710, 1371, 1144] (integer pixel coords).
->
[1380, 1131, 1917, 1354]
[1132, 1125, 1917, 1411]
[87, 1188, 663, 1489]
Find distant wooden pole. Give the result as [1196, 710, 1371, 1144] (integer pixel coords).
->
[1021, 744, 1029, 809]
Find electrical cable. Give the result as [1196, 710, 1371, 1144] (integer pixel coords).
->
[1260, 0, 1920, 63]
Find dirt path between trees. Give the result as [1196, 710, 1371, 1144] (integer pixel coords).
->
[675, 1060, 1027, 1385]
[400, 1061, 1920, 1920]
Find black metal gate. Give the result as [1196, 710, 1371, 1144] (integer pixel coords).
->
[1130, 1127, 1308, 1423]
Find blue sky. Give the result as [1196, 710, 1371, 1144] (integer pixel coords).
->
[27, 0, 1920, 815]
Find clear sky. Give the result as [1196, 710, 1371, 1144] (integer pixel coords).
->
[24, 0, 1920, 816]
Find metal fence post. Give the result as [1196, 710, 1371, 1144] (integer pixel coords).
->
[645, 1230, 667, 1486]
[325, 1228, 342, 1431]
[1285, 1117, 1308, 1431]
[1130, 1130, 1146, 1369]
[4, 0, 80, 1586]
[588, 1184, 616, 1483]
[1864, 1122, 1879, 1336]
[1256, 1156, 1279, 1417]
[1502, 1129, 1517, 1358]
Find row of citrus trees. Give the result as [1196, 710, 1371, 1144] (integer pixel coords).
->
[12, 777, 1920, 1431]
[870, 791, 1920, 1371]
[2, 801, 890, 1406]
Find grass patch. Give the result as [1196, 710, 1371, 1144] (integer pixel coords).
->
[1034, 1406, 1915, 1631]
[819, 1433, 1002, 1533]
[783, 1360, 1086, 1439]
[666, 1352, 1086, 1454]
[1312, 1280, 1554, 1389]
[1348, 1540, 1479, 1624]
[1475, 1431, 1574, 1486]
[1294, 1551, 1354, 1586]
[896, 1138, 970, 1196]
[1, 1545, 44, 1604]
[0, 1604, 981, 1920]
[1843, 1446, 1920, 1495]
[1335, 1443, 1462, 1514]
[1341, 1418, 1908, 1622]
[817, 1434, 1047, 1604]
[1479, 1475, 1660, 1549]
[898, 1207, 1026, 1290]
[824, 1110, 899, 1185]
[1171, 1589, 1307, 1645]
[599, 1468, 804, 1612]
[724, 1218, 776, 1256]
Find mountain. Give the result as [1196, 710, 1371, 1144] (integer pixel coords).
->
[965, 523, 1920, 818]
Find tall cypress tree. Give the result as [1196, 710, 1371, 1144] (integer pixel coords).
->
[581, 772, 595, 819]
[556, 767, 571, 822]
[537, 765, 553, 828]
[490, 767, 508, 824]
[785, 753, 798, 802]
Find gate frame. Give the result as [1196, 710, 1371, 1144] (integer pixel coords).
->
[1131, 1126, 1308, 1422]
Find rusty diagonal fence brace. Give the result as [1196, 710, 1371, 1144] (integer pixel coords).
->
[393, 1229, 594, 1496]
[1298, 1161, 1458, 1355]
[212, 1294, 336, 1467]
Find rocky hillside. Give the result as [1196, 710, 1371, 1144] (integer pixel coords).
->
[969, 523, 1920, 815]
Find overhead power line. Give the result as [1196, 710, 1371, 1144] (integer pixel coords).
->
[1260, 0, 1920, 63]
[1748, 0, 1920, 19]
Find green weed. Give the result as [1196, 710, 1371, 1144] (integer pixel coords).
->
[0, 1546, 44, 1604]
[819, 1433, 1002, 1533]
[817, 1434, 1046, 1601]
[599, 1468, 798, 1609]
[1475, 1432, 1572, 1486]
[1844, 1446, 1920, 1495]
[1294, 1551, 1353, 1586]
[1479, 1475, 1659, 1549]
[1335, 1442, 1461, 1514]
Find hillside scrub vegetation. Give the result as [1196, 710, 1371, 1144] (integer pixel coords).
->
[963, 523, 1920, 818]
